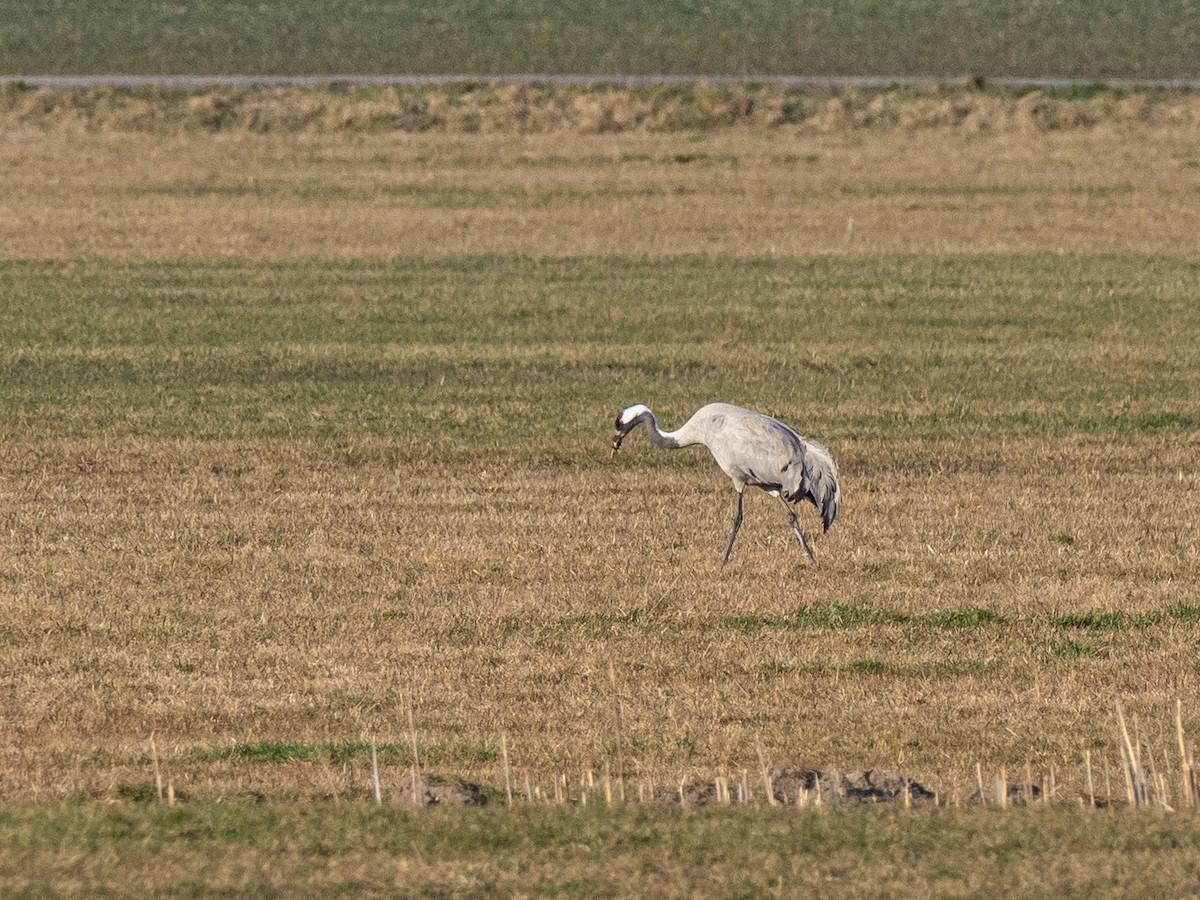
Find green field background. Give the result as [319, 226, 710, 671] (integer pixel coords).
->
[3, 255, 1198, 449]
[2, 1, 1199, 77]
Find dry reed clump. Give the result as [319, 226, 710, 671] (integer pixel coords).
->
[804, 88, 1190, 133]
[4, 81, 1200, 135]
[568, 89, 656, 133]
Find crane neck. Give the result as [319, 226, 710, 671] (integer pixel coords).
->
[638, 410, 687, 449]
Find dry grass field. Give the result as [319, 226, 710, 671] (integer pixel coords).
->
[2, 86, 1200, 893]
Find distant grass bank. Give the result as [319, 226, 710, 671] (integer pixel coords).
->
[2, 1, 1199, 80]
[4, 81, 1199, 134]
[4, 802, 1200, 896]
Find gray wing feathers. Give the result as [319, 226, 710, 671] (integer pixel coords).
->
[782, 436, 841, 532]
[806, 438, 841, 531]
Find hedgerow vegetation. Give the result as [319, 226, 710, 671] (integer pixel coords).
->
[4, 81, 1200, 134]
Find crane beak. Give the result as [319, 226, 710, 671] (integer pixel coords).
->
[611, 410, 629, 457]
[611, 409, 640, 458]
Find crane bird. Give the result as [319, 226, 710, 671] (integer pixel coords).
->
[611, 403, 840, 566]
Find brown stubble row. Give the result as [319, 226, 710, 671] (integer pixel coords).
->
[2, 110, 1200, 803]
[1, 431, 1197, 801]
[0, 124, 1199, 260]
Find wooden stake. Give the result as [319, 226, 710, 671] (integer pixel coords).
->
[370, 740, 382, 806]
[149, 733, 164, 804]
[609, 662, 626, 804]
[1117, 705, 1139, 807]
[1085, 749, 1095, 809]
[407, 699, 422, 807]
[1147, 743, 1162, 808]
[1188, 744, 1197, 806]
[1177, 699, 1193, 808]
[501, 733, 513, 807]
[1104, 754, 1113, 811]
[1133, 713, 1147, 806]
[756, 737, 776, 806]
[1134, 714, 1143, 777]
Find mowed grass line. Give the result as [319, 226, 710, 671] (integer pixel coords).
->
[4, 803, 1200, 897]
[2, 254, 1199, 452]
[4, 127, 1199, 261]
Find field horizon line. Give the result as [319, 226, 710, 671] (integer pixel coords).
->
[5, 73, 1200, 90]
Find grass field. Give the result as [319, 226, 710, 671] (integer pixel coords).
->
[2, 0, 1200, 79]
[7, 803, 1200, 896]
[2, 90, 1200, 892]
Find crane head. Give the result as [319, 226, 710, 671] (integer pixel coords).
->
[611, 404, 650, 457]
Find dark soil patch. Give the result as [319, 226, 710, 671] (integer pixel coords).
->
[390, 773, 490, 806]
[681, 766, 935, 806]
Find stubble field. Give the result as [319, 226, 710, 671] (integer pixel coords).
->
[3, 88, 1200, 894]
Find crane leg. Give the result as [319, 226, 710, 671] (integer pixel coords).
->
[721, 490, 745, 567]
[776, 495, 815, 562]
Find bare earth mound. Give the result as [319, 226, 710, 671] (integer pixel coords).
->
[391, 773, 491, 807]
[683, 767, 935, 806]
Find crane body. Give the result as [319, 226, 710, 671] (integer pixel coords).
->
[611, 402, 840, 565]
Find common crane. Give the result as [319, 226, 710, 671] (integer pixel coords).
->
[611, 403, 840, 565]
